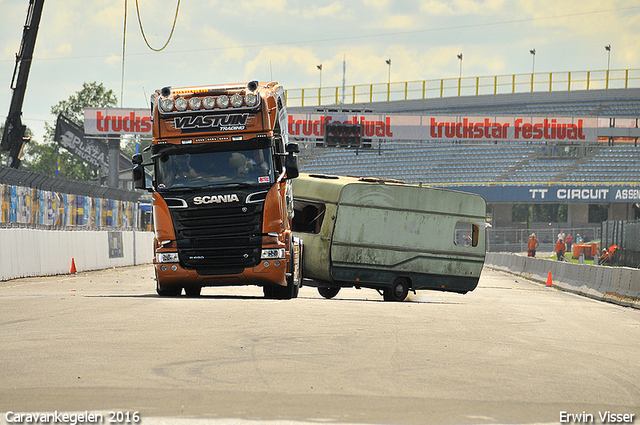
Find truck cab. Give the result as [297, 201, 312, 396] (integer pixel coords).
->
[133, 81, 302, 299]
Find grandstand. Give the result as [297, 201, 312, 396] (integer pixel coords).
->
[298, 143, 640, 185]
[291, 87, 640, 187]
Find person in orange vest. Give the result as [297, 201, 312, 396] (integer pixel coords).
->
[555, 237, 566, 261]
[528, 233, 539, 257]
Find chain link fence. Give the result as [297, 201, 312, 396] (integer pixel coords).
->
[602, 220, 640, 268]
[487, 226, 601, 254]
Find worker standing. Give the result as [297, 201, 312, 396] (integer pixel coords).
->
[528, 233, 539, 257]
[555, 237, 566, 261]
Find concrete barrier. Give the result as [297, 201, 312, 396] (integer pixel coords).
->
[0, 229, 154, 281]
[485, 252, 640, 309]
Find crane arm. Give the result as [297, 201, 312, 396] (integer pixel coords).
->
[1, 0, 45, 168]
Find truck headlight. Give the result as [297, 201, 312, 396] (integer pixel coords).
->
[216, 95, 229, 108]
[245, 93, 258, 107]
[188, 97, 202, 110]
[160, 98, 174, 112]
[175, 97, 188, 111]
[230, 93, 243, 107]
[261, 248, 285, 259]
[203, 96, 215, 109]
[156, 252, 179, 263]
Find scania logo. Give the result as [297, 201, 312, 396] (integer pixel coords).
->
[193, 194, 240, 205]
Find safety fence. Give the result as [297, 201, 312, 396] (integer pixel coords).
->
[0, 167, 147, 230]
[602, 219, 640, 268]
[487, 226, 600, 253]
[285, 68, 640, 107]
[485, 252, 640, 309]
[1, 184, 138, 229]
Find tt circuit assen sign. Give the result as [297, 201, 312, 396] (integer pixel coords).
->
[288, 114, 598, 143]
[447, 184, 640, 203]
[84, 108, 152, 136]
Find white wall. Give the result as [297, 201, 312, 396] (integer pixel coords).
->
[0, 229, 154, 281]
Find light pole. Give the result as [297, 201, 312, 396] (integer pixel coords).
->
[530, 48, 536, 92]
[386, 59, 391, 101]
[605, 44, 611, 89]
[385, 59, 391, 84]
[530, 48, 536, 74]
[317, 64, 322, 105]
[457, 53, 463, 96]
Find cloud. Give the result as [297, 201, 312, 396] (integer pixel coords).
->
[363, 0, 389, 8]
[420, 0, 507, 15]
[301, 2, 345, 19]
[383, 15, 415, 29]
[56, 44, 73, 55]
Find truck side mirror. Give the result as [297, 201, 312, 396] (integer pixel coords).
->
[285, 153, 299, 179]
[133, 164, 146, 190]
[132, 153, 143, 165]
[286, 143, 300, 153]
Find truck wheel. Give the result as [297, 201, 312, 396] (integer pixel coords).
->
[156, 280, 181, 297]
[184, 286, 202, 297]
[383, 278, 409, 302]
[318, 286, 340, 299]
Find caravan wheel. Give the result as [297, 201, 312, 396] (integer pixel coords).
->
[318, 286, 340, 299]
[383, 278, 409, 302]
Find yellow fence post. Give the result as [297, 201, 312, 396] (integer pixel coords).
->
[387, 83, 391, 102]
[587, 71, 591, 90]
[476, 77, 480, 96]
[405, 82, 408, 100]
[370, 84, 373, 103]
[549, 72, 553, 92]
[353, 85, 356, 104]
[512, 75, 515, 93]
[440, 79, 444, 97]
[530, 73, 534, 92]
[626, 69, 629, 89]
[335, 87, 338, 104]
[568, 71, 571, 91]
[422, 80, 426, 99]
[606, 69, 610, 89]
[318, 87, 322, 106]
[301, 88, 305, 107]
[458, 78, 461, 96]
[494, 75, 497, 94]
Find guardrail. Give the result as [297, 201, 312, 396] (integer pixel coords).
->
[285, 68, 640, 107]
[485, 252, 640, 309]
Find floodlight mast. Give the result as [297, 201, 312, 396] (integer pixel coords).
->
[1, 0, 45, 169]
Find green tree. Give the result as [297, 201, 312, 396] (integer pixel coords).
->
[23, 82, 117, 180]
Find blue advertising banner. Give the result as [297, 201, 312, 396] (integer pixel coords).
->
[444, 184, 640, 203]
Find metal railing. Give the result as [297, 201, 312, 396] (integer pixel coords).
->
[487, 226, 601, 253]
[285, 68, 640, 108]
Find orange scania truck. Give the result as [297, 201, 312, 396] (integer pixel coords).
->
[132, 81, 303, 299]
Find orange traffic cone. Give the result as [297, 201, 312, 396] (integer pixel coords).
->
[546, 270, 553, 287]
[70, 258, 77, 274]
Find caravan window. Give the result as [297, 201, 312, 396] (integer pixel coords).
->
[293, 201, 326, 234]
[454, 221, 479, 247]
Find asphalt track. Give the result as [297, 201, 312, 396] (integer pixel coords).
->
[0, 265, 639, 425]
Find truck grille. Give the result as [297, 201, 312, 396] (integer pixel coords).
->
[170, 202, 264, 274]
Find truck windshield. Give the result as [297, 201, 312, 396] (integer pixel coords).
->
[156, 147, 274, 189]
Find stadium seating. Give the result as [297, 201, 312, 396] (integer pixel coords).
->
[300, 142, 640, 184]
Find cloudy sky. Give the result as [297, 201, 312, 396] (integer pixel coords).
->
[1, 0, 638, 145]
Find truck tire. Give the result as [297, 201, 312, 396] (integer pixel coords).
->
[383, 277, 409, 302]
[318, 286, 340, 299]
[156, 280, 181, 297]
[184, 286, 202, 297]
